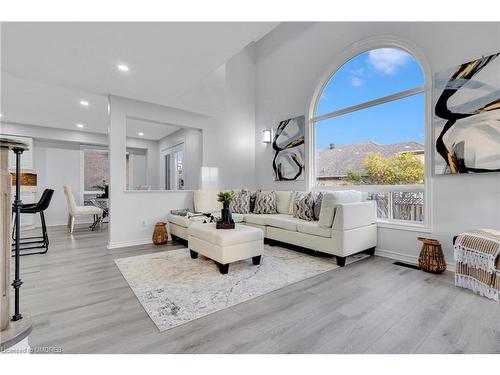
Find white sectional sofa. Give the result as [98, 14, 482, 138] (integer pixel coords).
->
[167, 190, 377, 266]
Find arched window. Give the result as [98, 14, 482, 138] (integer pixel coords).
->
[312, 47, 427, 225]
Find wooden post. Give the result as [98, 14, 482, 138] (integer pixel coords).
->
[0, 145, 10, 331]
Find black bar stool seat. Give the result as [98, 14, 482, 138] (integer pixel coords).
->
[12, 189, 54, 256]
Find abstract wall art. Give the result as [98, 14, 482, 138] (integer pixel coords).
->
[434, 52, 500, 175]
[272, 115, 305, 181]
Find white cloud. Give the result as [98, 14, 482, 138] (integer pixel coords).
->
[350, 77, 364, 87]
[351, 67, 365, 76]
[368, 48, 411, 74]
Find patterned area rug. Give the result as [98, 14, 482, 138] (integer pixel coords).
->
[115, 245, 364, 331]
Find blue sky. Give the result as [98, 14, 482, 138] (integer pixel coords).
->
[315, 48, 425, 149]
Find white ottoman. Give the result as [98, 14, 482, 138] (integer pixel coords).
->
[188, 223, 264, 274]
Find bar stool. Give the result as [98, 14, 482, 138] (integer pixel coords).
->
[12, 189, 54, 256]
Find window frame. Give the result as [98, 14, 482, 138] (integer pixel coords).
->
[307, 37, 433, 232]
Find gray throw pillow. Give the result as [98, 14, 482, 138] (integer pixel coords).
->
[230, 190, 251, 214]
[292, 192, 315, 221]
[253, 191, 277, 214]
[313, 192, 323, 221]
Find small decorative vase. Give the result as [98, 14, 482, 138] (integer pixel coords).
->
[152, 222, 168, 245]
[221, 202, 234, 224]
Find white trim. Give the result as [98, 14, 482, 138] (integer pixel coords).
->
[311, 86, 425, 123]
[307, 36, 433, 231]
[45, 219, 94, 227]
[106, 238, 152, 249]
[123, 189, 194, 194]
[312, 184, 424, 193]
[377, 221, 431, 233]
[375, 248, 455, 272]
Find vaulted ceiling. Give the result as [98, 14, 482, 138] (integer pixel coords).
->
[1, 22, 277, 134]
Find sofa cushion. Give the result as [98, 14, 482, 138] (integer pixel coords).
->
[230, 190, 250, 214]
[292, 192, 315, 221]
[319, 190, 363, 228]
[253, 190, 278, 214]
[243, 213, 276, 226]
[188, 223, 263, 247]
[168, 214, 191, 228]
[297, 221, 332, 238]
[331, 190, 364, 204]
[275, 191, 293, 214]
[194, 190, 222, 213]
[231, 213, 245, 223]
[265, 215, 299, 231]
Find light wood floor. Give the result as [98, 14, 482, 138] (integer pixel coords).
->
[15, 224, 500, 353]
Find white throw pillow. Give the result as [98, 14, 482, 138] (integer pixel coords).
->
[275, 191, 293, 214]
[193, 190, 222, 213]
[318, 190, 363, 228]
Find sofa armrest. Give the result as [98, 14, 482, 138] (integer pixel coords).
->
[332, 201, 377, 231]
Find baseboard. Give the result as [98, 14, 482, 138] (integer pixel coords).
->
[375, 248, 455, 272]
[107, 238, 152, 249]
[33, 220, 94, 228]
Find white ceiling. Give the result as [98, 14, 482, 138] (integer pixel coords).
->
[0, 22, 278, 134]
[1, 74, 109, 134]
[126, 118, 181, 141]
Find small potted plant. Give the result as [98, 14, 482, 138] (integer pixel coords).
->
[217, 191, 234, 226]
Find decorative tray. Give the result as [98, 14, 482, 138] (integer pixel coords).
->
[216, 221, 235, 229]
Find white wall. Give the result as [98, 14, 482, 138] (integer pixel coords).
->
[126, 137, 160, 189]
[1, 123, 109, 226]
[108, 44, 257, 248]
[254, 22, 500, 263]
[33, 140, 87, 226]
[126, 150, 147, 189]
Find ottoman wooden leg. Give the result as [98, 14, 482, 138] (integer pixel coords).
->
[218, 263, 229, 274]
[252, 255, 262, 265]
[190, 250, 198, 259]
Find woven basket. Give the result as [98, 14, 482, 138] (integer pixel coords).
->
[152, 222, 168, 245]
[417, 237, 447, 274]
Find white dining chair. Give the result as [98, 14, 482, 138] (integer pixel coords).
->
[63, 185, 103, 233]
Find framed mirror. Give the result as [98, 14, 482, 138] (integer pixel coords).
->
[125, 118, 202, 191]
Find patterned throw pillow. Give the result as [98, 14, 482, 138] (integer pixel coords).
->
[293, 192, 315, 221]
[253, 191, 277, 214]
[248, 190, 259, 213]
[313, 192, 323, 221]
[230, 190, 251, 214]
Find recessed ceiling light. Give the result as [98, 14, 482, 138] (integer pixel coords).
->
[117, 64, 129, 72]
[138, 132, 144, 136]
[0, 113, 3, 118]
[76, 123, 84, 128]
[80, 100, 89, 106]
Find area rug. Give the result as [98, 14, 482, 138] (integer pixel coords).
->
[115, 246, 362, 331]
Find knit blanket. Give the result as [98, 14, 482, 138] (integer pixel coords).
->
[454, 229, 500, 301]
